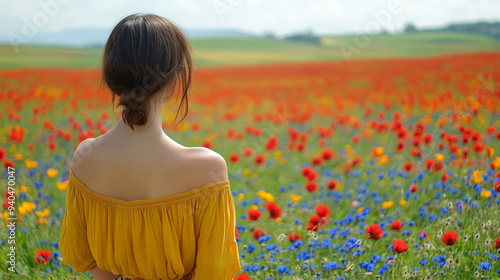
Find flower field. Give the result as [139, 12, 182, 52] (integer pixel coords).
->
[0, 52, 500, 279]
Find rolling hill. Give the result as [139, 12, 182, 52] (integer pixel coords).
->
[0, 32, 499, 68]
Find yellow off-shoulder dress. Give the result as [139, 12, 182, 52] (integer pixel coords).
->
[59, 170, 241, 280]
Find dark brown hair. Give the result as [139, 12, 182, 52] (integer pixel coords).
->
[103, 13, 193, 131]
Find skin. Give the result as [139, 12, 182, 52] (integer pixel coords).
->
[70, 89, 228, 280]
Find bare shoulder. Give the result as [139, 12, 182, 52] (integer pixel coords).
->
[70, 138, 97, 172]
[184, 147, 228, 186]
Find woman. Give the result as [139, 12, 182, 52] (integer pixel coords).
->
[59, 14, 241, 280]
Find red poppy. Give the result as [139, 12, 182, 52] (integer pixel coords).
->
[352, 157, 362, 166]
[410, 184, 418, 193]
[264, 202, 282, 219]
[3, 199, 12, 209]
[423, 134, 433, 145]
[326, 180, 338, 191]
[438, 142, 444, 150]
[4, 189, 13, 198]
[243, 148, 253, 156]
[252, 228, 266, 240]
[297, 142, 306, 152]
[301, 167, 318, 181]
[321, 149, 334, 160]
[488, 126, 497, 135]
[352, 135, 360, 144]
[0, 147, 6, 161]
[315, 204, 331, 218]
[441, 173, 449, 183]
[288, 232, 301, 242]
[235, 227, 239, 239]
[305, 181, 318, 192]
[265, 136, 278, 151]
[191, 123, 200, 131]
[366, 224, 383, 240]
[306, 215, 325, 232]
[473, 141, 484, 153]
[235, 273, 251, 280]
[403, 161, 414, 172]
[391, 220, 402, 231]
[442, 231, 458, 245]
[247, 209, 262, 221]
[287, 127, 299, 141]
[202, 140, 212, 149]
[311, 157, 322, 166]
[35, 250, 52, 265]
[229, 153, 240, 163]
[495, 181, 500, 192]
[255, 154, 265, 165]
[410, 148, 422, 158]
[494, 237, 500, 250]
[395, 141, 405, 153]
[392, 239, 408, 253]
[411, 137, 420, 147]
[396, 128, 407, 139]
[3, 159, 14, 170]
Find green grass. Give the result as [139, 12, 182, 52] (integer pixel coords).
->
[1, 32, 499, 68]
[0, 45, 103, 68]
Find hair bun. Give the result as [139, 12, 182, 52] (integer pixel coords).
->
[118, 88, 150, 127]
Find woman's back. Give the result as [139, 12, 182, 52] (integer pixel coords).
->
[70, 118, 229, 201]
[60, 121, 240, 280]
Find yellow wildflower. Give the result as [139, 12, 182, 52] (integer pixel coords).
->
[472, 170, 484, 184]
[291, 194, 302, 203]
[24, 159, 38, 169]
[372, 147, 384, 157]
[57, 180, 68, 191]
[492, 157, 500, 170]
[435, 153, 444, 162]
[485, 146, 494, 158]
[35, 208, 50, 218]
[481, 190, 492, 198]
[22, 202, 36, 212]
[264, 193, 274, 202]
[382, 201, 394, 209]
[377, 155, 389, 165]
[47, 168, 58, 178]
[237, 193, 245, 201]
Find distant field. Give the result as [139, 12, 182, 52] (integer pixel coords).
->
[0, 32, 499, 68]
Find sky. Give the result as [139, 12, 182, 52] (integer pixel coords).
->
[0, 0, 499, 37]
